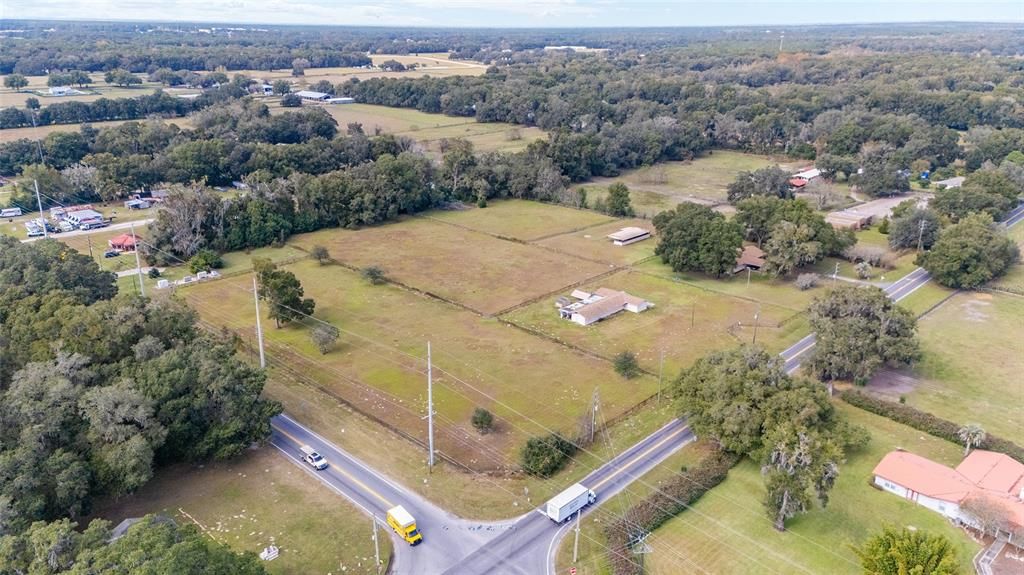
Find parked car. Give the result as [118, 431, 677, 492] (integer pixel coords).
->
[103, 249, 121, 258]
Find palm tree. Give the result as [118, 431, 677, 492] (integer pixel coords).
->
[957, 423, 986, 457]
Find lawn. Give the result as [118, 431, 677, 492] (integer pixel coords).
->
[426, 199, 614, 242]
[900, 292, 1024, 440]
[575, 150, 805, 215]
[182, 259, 659, 470]
[502, 269, 809, 377]
[536, 218, 658, 265]
[286, 217, 611, 315]
[643, 404, 979, 575]
[89, 447, 390, 575]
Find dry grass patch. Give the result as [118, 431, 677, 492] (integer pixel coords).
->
[183, 260, 658, 469]
[427, 199, 614, 241]
[288, 218, 611, 315]
[537, 218, 657, 265]
[0, 117, 193, 143]
[502, 269, 807, 377]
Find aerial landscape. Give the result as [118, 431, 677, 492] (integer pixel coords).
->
[0, 2, 1022, 574]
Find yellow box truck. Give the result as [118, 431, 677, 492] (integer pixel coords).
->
[386, 505, 422, 545]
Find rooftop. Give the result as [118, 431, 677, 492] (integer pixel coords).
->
[606, 227, 651, 242]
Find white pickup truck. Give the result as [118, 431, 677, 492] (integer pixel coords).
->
[300, 445, 329, 470]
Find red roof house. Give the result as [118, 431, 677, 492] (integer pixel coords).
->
[108, 232, 139, 252]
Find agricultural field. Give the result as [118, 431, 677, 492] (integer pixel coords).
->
[642, 404, 979, 575]
[575, 151, 805, 216]
[536, 218, 658, 265]
[238, 53, 486, 86]
[281, 102, 546, 154]
[502, 269, 808, 376]
[90, 447, 389, 575]
[425, 199, 614, 241]
[287, 216, 611, 315]
[0, 73, 192, 109]
[882, 291, 1024, 440]
[182, 258, 659, 470]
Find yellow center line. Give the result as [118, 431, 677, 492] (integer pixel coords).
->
[592, 426, 688, 491]
[275, 427, 394, 508]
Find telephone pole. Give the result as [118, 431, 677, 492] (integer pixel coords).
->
[590, 388, 600, 445]
[86, 236, 94, 259]
[33, 180, 47, 238]
[917, 218, 927, 252]
[427, 341, 435, 470]
[131, 221, 144, 297]
[372, 515, 381, 574]
[573, 510, 582, 563]
[779, 31, 785, 52]
[657, 349, 665, 404]
[253, 276, 266, 369]
[752, 311, 760, 345]
[833, 261, 840, 285]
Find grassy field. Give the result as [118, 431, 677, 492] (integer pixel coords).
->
[183, 258, 658, 470]
[287, 103, 546, 154]
[0, 74, 196, 108]
[576, 151, 805, 216]
[536, 218, 657, 265]
[426, 200, 614, 241]
[0, 117, 194, 143]
[555, 441, 715, 575]
[235, 53, 486, 86]
[642, 404, 979, 575]
[503, 269, 808, 376]
[287, 217, 611, 315]
[90, 447, 389, 575]
[901, 291, 1024, 440]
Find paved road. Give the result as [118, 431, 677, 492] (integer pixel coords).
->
[271, 414, 694, 574]
[19, 217, 155, 243]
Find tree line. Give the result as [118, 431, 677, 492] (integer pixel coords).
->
[0, 235, 280, 536]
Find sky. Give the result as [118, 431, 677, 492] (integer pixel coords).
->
[1, 0, 1021, 28]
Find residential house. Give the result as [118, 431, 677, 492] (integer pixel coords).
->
[558, 287, 652, 326]
[124, 198, 151, 210]
[734, 245, 766, 274]
[873, 449, 1024, 544]
[108, 232, 139, 252]
[606, 227, 652, 246]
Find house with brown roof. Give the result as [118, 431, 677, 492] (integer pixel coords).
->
[873, 450, 1024, 543]
[557, 287, 651, 326]
[734, 245, 766, 274]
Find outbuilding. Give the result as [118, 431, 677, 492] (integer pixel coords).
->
[606, 227, 652, 246]
[294, 90, 331, 102]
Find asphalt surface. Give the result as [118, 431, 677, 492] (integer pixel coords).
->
[271, 414, 694, 574]
[19, 217, 155, 243]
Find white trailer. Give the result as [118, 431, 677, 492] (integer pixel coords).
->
[545, 483, 596, 523]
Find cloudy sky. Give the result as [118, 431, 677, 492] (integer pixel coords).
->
[2, 0, 1021, 27]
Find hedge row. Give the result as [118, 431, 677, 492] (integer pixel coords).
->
[604, 449, 740, 575]
[839, 390, 1024, 463]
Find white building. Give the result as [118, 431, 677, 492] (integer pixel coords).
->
[606, 227, 652, 246]
[63, 209, 105, 228]
[293, 90, 331, 102]
[558, 288, 652, 326]
[873, 450, 1024, 542]
[327, 97, 355, 104]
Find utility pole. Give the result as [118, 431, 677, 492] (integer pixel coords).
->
[779, 32, 785, 52]
[86, 236, 94, 259]
[657, 349, 665, 404]
[590, 388, 599, 445]
[833, 262, 840, 286]
[131, 221, 144, 297]
[690, 303, 695, 328]
[746, 266, 752, 287]
[752, 311, 760, 345]
[33, 180, 47, 238]
[573, 510, 581, 563]
[372, 515, 381, 574]
[427, 341, 435, 470]
[253, 276, 266, 369]
[917, 218, 926, 252]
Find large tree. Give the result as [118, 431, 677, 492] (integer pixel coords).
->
[254, 258, 316, 328]
[735, 196, 853, 254]
[762, 221, 822, 277]
[3, 74, 28, 90]
[855, 526, 959, 575]
[727, 166, 792, 204]
[653, 202, 743, 277]
[604, 182, 635, 217]
[919, 213, 1019, 289]
[807, 285, 919, 383]
[761, 423, 840, 531]
[888, 207, 941, 251]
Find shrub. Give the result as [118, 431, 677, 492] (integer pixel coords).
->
[855, 261, 873, 279]
[310, 323, 339, 354]
[471, 408, 494, 434]
[877, 216, 890, 234]
[361, 266, 386, 285]
[280, 93, 302, 107]
[605, 449, 739, 575]
[613, 351, 641, 379]
[795, 273, 819, 290]
[521, 433, 576, 477]
[309, 245, 330, 265]
[839, 390, 1024, 463]
[844, 245, 896, 270]
[147, 267, 161, 279]
[188, 248, 223, 273]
